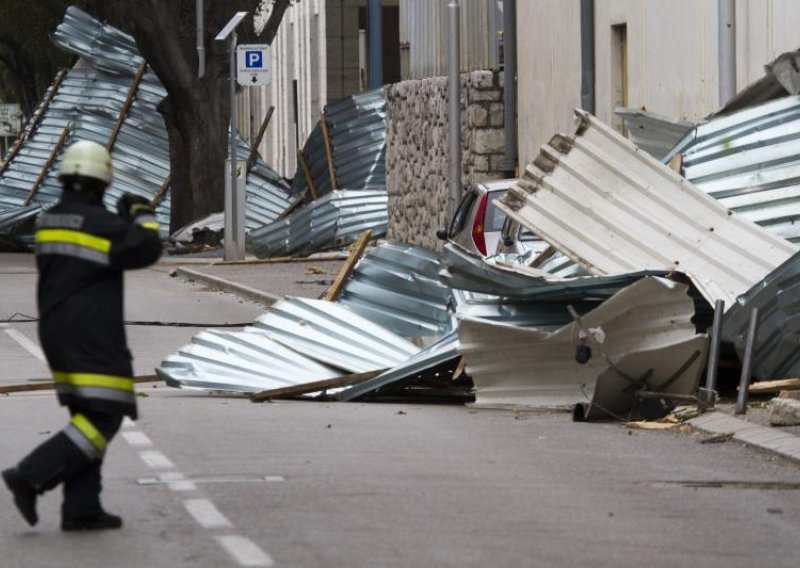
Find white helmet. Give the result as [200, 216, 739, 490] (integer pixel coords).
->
[58, 140, 113, 185]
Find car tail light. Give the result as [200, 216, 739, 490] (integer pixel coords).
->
[472, 193, 488, 255]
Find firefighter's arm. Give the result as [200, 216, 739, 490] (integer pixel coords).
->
[108, 194, 162, 269]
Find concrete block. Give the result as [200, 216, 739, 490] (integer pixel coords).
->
[489, 103, 505, 127]
[470, 70, 495, 89]
[469, 105, 489, 127]
[474, 129, 506, 154]
[470, 89, 502, 102]
[770, 398, 800, 426]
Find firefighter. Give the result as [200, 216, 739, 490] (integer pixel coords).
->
[2, 140, 162, 531]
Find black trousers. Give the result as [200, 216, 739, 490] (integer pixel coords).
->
[18, 408, 123, 519]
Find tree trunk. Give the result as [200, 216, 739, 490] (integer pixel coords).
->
[160, 79, 230, 231]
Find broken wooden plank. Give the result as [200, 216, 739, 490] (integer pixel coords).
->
[779, 390, 800, 400]
[106, 63, 147, 152]
[150, 174, 172, 207]
[749, 378, 800, 394]
[246, 105, 275, 172]
[323, 229, 372, 301]
[320, 111, 338, 190]
[0, 375, 162, 395]
[296, 150, 318, 200]
[276, 188, 309, 221]
[24, 122, 71, 206]
[624, 421, 679, 431]
[249, 369, 386, 402]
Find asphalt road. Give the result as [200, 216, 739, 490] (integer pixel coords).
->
[2, 253, 800, 568]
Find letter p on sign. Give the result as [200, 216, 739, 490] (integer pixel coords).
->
[245, 51, 263, 69]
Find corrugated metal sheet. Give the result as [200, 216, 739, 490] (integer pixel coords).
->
[400, 0, 499, 80]
[498, 109, 798, 307]
[291, 89, 387, 198]
[722, 250, 800, 380]
[337, 331, 462, 401]
[712, 51, 800, 118]
[0, 206, 43, 234]
[250, 297, 420, 373]
[156, 329, 341, 393]
[338, 241, 455, 338]
[615, 107, 694, 162]
[458, 277, 708, 414]
[248, 190, 387, 257]
[682, 95, 800, 244]
[0, 6, 291, 235]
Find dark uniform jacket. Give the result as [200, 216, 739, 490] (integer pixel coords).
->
[35, 190, 162, 419]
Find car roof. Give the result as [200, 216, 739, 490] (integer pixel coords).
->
[474, 178, 519, 193]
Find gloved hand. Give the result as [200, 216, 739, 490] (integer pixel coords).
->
[116, 193, 153, 222]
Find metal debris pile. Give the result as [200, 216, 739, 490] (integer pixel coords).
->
[0, 7, 389, 257]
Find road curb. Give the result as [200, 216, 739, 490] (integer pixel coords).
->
[689, 411, 800, 464]
[175, 267, 281, 307]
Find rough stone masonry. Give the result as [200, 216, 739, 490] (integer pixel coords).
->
[385, 70, 508, 251]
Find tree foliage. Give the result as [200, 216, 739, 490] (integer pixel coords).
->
[30, 0, 293, 231]
[0, 0, 73, 115]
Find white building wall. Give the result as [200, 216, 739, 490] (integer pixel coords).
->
[517, 0, 800, 168]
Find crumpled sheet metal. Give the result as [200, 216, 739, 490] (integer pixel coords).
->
[498, 109, 798, 308]
[250, 297, 420, 373]
[615, 107, 694, 162]
[337, 331, 461, 401]
[458, 276, 708, 414]
[722, 250, 800, 380]
[0, 6, 291, 235]
[248, 190, 387, 258]
[338, 241, 455, 338]
[291, 89, 387, 198]
[0, 206, 43, 235]
[156, 329, 341, 393]
[682, 95, 800, 244]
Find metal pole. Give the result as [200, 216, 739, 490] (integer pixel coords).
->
[197, 0, 206, 78]
[501, 0, 517, 177]
[447, 0, 462, 219]
[718, 0, 736, 106]
[367, 0, 383, 89]
[226, 31, 243, 261]
[359, 29, 368, 91]
[580, 0, 596, 114]
[735, 308, 760, 415]
[699, 299, 725, 406]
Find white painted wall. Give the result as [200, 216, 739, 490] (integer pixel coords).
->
[517, 0, 800, 168]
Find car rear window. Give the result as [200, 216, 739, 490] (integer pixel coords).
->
[485, 192, 508, 232]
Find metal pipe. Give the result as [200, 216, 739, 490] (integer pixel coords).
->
[197, 0, 206, 78]
[701, 299, 725, 405]
[447, 0, 462, 219]
[359, 29, 368, 91]
[718, 0, 736, 106]
[735, 308, 760, 415]
[226, 31, 242, 261]
[502, 0, 517, 177]
[580, 0, 595, 114]
[367, 0, 383, 89]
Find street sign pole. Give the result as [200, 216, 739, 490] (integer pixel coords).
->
[216, 12, 248, 261]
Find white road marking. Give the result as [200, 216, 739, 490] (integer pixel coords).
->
[3, 328, 46, 363]
[216, 535, 275, 567]
[138, 450, 175, 470]
[122, 431, 152, 447]
[159, 471, 197, 491]
[183, 498, 233, 529]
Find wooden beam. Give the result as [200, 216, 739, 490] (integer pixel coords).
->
[0, 68, 68, 177]
[749, 378, 800, 395]
[0, 375, 161, 395]
[213, 253, 341, 266]
[320, 111, 338, 190]
[296, 149, 318, 200]
[246, 105, 275, 173]
[150, 174, 172, 207]
[276, 188, 309, 221]
[249, 369, 386, 402]
[24, 123, 71, 207]
[530, 245, 557, 269]
[324, 229, 372, 301]
[106, 63, 147, 152]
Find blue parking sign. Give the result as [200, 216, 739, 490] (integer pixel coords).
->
[245, 50, 263, 69]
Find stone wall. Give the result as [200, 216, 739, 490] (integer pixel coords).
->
[385, 70, 507, 250]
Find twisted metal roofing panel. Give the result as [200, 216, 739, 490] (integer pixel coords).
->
[498, 109, 798, 307]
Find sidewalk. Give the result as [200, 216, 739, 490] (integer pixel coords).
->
[163, 251, 800, 466]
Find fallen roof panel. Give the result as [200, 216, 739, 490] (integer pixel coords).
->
[722, 250, 800, 380]
[498, 109, 798, 307]
[615, 107, 694, 161]
[458, 276, 707, 415]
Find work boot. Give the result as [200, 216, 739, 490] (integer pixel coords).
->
[2, 467, 38, 526]
[62, 510, 123, 531]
